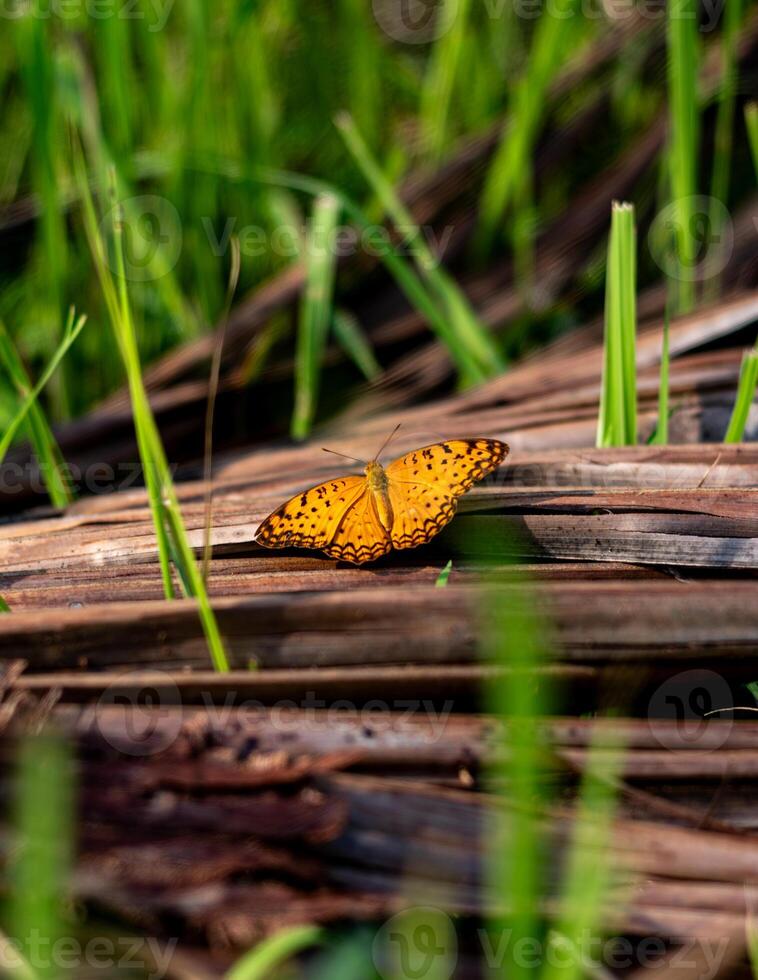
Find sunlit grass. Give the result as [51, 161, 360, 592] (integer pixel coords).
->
[597, 203, 637, 447]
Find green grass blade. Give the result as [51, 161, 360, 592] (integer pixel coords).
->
[187, 157, 488, 386]
[0, 313, 86, 489]
[748, 906, 758, 980]
[335, 113, 503, 381]
[724, 350, 758, 443]
[476, 1, 581, 256]
[12, 12, 69, 419]
[332, 309, 381, 381]
[435, 559, 453, 587]
[541, 727, 626, 980]
[0, 595, 10, 613]
[225, 925, 327, 980]
[706, 0, 742, 298]
[484, 569, 551, 980]
[9, 736, 74, 980]
[292, 193, 341, 440]
[73, 145, 175, 600]
[74, 146, 229, 672]
[597, 203, 637, 447]
[420, 0, 472, 164]
[667, 0, 701, 312]
[649, 310, 670, 445]
[745, 102, 758, 180]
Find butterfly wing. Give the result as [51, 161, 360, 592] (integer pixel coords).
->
[385, 438, 508, 550]
[255, 475, 367, 554]
[322, 485, 392, 564]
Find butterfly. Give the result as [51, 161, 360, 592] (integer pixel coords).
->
[255, 428, 509, 564]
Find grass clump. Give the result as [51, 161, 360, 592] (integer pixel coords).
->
[0, 308, 86, 506]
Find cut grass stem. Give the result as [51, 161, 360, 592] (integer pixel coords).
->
[666, 0, 700, 312]
[597, 203, 637, 448]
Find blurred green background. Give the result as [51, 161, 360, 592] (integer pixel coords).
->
[0, 0, 754, 429]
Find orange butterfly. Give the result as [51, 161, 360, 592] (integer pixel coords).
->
[255, 429, 508, 564]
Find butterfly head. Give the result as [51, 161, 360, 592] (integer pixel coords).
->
[365, 459, 388, 491]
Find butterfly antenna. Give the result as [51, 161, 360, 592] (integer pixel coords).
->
[374, 422, 402, 462]
[322, 447, 366, 465]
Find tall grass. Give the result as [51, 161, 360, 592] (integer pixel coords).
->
[12, 10, 69, 420]
[476, 0, 582, 258]
[706, 0, 742, 297]
[666, 0, 700, 312]
[419, 0, 472, 165]
[74, 153, 229, 672]
[597, 203, 637, 448]
[336, 113, 503, 384]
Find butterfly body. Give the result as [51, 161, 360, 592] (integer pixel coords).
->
[365, 460, 394, 532]
[255, 437, 508, 565]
